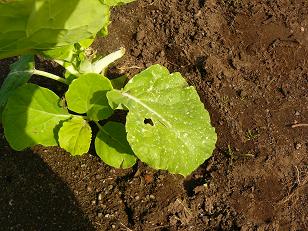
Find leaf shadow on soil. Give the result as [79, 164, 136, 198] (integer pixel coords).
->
[0, 144, 95, 230]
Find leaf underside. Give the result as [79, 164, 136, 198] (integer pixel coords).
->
[107, 64, 217, 176]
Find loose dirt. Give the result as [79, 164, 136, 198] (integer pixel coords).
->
[1, 0, 307, 230]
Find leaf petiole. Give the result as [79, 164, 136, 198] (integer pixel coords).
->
[95, 121, 102, 130]
[33, 69, 67, 85]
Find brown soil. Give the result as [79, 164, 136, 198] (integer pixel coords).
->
[1, 0, 308, 230]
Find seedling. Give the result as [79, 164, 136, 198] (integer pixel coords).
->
[245, 129, 259, 141]
[0, 0, 217, 176]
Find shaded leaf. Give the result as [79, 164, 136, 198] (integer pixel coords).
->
[3, 84, 71, 150]
[0, 55, 34, 121]
[95, 122, 136, 168]
[0, 0, 110, 59]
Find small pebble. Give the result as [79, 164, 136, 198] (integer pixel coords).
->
[295, 111, 300, 116]
[135, 196, 140, 200]
[295, 143, 302, 150]
[112, 225, 116, 229]
[149, 195, 155, 200]
[98, 193, 103, 201]
[97, 213, 103, 218]
[105, 214, 110, 218]
[87, 186, 93, 192]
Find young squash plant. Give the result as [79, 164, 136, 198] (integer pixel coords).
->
[0, 45, 217, 176]
[0, 0, 217, 176]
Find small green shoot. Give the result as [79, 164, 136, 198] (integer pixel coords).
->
[245, 129, 259, 141]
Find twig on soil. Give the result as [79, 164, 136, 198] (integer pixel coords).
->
[277, 174, 308, 205]
[295, 166, 300, 184]
[119, 222, 133, 231]
[291, 123, 308, 128]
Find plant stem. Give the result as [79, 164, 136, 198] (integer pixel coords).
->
[33, 69, 67, 84]
[92, 47, 126, 74]
[95, 121, 102, 130]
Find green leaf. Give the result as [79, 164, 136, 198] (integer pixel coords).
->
[65, 73, 113, 121]
[107, 65, 217, 176]
[3, 84, 71, 151]
[0, 0, 110, 59]
[40, 45, 75, 62]
[110, 75, 128, 90]
[58, 117, 92, 156]
[0, 55, 34, 121]
[95, 122, 136, 168]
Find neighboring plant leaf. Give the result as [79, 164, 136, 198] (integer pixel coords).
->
[40, 45, 75, 62]
[58, 117, 92, 156]
[0, 55, 34, 121]
[65, 73, 113, 121]
[95, 122, 136, 168]
[3, 84, 71, 151]
[107, 64, 217, 176]
[0, 0, 110, 59]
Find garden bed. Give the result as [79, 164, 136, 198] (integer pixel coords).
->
[0, 0, 307, 230]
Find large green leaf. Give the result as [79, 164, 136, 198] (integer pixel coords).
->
[58, 117, 92, 156]
[3, 84, 71, 150]
[0, 0, 110, 59]
[107, 65, 217, 176]
[95, 122, 136, 168]
[65, 73, 113, 121]
[0, 55, 34, 121]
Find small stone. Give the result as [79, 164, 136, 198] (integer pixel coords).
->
[108, 185, 114, 190]
[295, 143, 302, 150]
[97, 213, 103, 218]
[95, 174, 102, 180]
[112, 225, 116, 229]
[300, 27, 305, 32]
[136, 30, 145, 41]
[135, 196, 140, 200]
[98, 193, 103, 201]
[105, 214, 110, 218]
[295, 111, 300, 116]
[149, 195, 155, 200]
[81, 164, 86, 168]
[87, 186, 93, 192]
[91, 200, 96, 205]
[8, 199, 13, 206]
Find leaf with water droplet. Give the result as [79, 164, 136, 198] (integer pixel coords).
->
[107, 64, 217, 176]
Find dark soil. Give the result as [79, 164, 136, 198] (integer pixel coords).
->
[1, 0, 308, 230]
